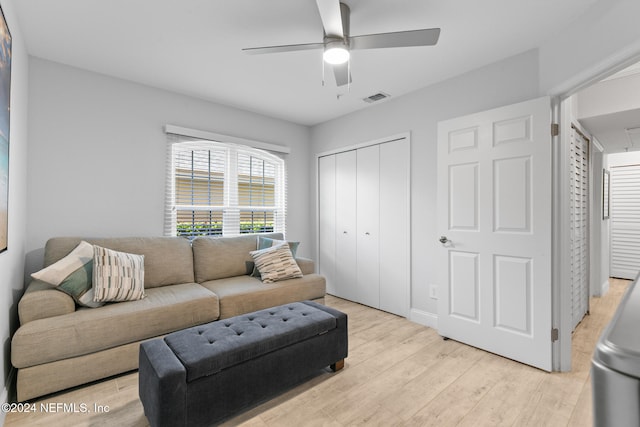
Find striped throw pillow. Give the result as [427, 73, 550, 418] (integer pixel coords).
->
[92, 245, 145, 302]
[249, 242, 303, 283]
[251, 237, 300, 277]
[31, 240, 104, 308]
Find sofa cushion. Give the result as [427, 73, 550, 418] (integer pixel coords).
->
[192, 233, 283, 282]
[250, 243, 303, 283]
[11, 283, 219, 368]
[93, 245, 145, 302]
[43, 237, 195, 289]
[199, 274, 326, 319]
[295, 257, 315, 275]
[31, 241, 103, 308]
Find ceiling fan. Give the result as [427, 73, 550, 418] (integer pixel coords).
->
[242, 0, 441, 87]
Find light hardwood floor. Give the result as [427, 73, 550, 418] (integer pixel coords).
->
[5, 278, 630, 426]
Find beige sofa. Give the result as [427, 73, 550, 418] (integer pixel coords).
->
[11, 233, 325, 401]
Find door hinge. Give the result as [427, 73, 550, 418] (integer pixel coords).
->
[551, 123, 559, 137]
[551, 328, 559, 342]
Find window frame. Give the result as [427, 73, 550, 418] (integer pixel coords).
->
[165, 132, 287, 239]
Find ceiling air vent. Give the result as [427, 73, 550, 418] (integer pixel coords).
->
[625, 127, 640, 151]
[363, 92, 390, 103]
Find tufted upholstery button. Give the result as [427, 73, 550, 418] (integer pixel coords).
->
[162, 301, 340, 383]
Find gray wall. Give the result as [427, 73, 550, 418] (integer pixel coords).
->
[26, 58, 313, 274]
[310, 50, 540, 321]
[0, 0, 29, 417]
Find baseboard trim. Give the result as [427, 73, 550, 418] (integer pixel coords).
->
[601, 280, 610, 297]
[410, 308, 438, 329]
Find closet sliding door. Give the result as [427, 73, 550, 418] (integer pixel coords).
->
[356, 145, 380, 309]
[318, 137, 410, 317]
[379, 139, 410, 316]
[334, 150, 358, 302]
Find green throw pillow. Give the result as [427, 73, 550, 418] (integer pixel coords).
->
[31, 241, 104, 308]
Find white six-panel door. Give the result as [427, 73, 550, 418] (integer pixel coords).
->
[437, 97, 553, 371]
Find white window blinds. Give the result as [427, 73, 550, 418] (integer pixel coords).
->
[165, 132, 287, 239]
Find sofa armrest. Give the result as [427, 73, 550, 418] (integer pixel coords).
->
[295, 257, 315, 275]
[18, 280, 76, 325]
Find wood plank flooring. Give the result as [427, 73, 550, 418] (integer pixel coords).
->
[4, 278, 630, 426]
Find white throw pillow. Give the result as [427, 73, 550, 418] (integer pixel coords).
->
[31, 241, 103, 308]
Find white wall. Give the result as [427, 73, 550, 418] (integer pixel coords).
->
[0, 0, 29, 416]
[26, 58, 312, 274]
[539, 0, 640, 95]
[310, 50, 540, 323]
[577, 71, 640, 119]
[590, 146, 610, 296]
[608, 151, 640, 167]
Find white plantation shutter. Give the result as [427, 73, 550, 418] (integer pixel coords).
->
[610, 164, 640, 279]
[569, 126, 589, 330]
[164, 131, 287, 238]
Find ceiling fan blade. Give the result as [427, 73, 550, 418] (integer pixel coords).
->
[242, 42, 325, 55]
[316, 0, 344, 38]
[350, 28, 441, 50]
[332, 62, 352, 87]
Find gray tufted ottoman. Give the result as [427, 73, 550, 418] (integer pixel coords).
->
[138, 301, 348, 427]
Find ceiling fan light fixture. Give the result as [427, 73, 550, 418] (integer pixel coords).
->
[323, 40, 349, 65]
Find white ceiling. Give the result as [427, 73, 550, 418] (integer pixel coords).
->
[13, 0, 600, 126]
[579, 63, 640, 153]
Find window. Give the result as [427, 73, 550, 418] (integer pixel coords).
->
[165, 133, 286, 239]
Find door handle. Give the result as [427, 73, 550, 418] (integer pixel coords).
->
[439, 236, 449, 244]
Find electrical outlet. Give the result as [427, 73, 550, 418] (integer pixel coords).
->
[429, 284, 438, 299]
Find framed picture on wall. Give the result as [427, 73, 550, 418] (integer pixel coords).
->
[603, 169, 610, 220]
[0, 5, 10, 254]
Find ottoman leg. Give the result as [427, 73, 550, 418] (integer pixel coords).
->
[331, 359, 345, 372]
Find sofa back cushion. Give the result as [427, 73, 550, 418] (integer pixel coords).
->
[192, 233, 283, 282]
[43, 237, 195, 288]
